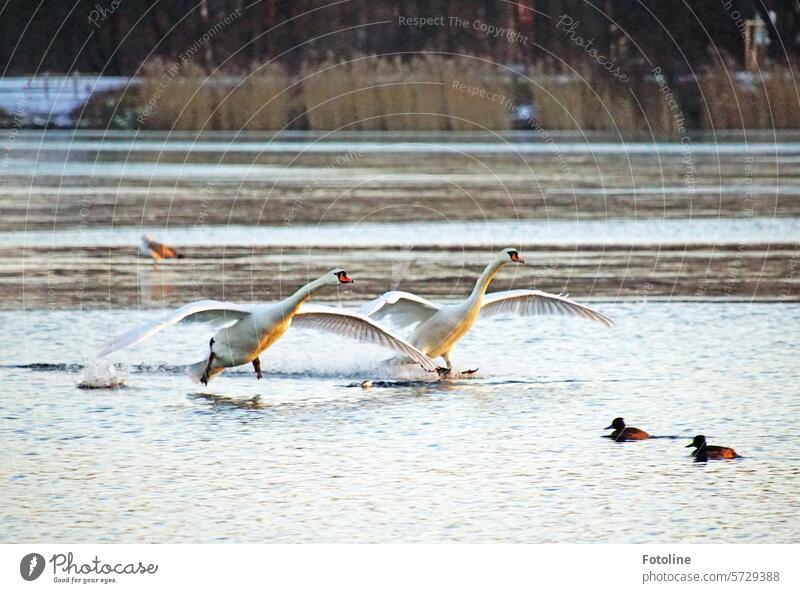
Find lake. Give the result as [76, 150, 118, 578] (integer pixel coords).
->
[1, 302, 798, 543]
[1, 131, 798, 543]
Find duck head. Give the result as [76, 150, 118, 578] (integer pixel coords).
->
[686, 435, 707, 449]
[605, 417, 626, 431]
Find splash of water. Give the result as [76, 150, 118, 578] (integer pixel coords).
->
[77, 360, 127, 389]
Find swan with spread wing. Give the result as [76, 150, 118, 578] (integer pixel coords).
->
[360, 248, 613, 374]
[98, 269, 438, 384]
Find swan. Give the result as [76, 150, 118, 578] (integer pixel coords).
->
[360, 248, 613, 373]
[98, 269, 438, 384]
[140, 234, 183, 261]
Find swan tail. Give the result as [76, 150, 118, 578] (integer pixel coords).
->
[185, 360, 222, 383]
[185, 360, 207, 383]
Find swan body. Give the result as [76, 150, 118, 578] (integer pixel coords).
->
[98, 269, 438, 383]
[361, 248, 613, 370]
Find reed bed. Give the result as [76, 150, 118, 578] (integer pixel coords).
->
[699, 67, 800, 130]
[136, 58, 293, 131]
[299, 55, 513, 131]
[88, 56, 800, 133]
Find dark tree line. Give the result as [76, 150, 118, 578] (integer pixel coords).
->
[1, 0, 798, 80]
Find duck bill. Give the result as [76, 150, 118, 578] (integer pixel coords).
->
[604, 425, 613, 430]
[685, 443, 695, 448]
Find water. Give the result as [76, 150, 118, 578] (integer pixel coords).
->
[3, 217, 800, 248]
[2, 130, 798, 542]
[1, 302, 798, 543]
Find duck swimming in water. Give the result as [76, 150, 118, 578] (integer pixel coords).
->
[686, 435, 740, 461]
[604, 417, 650, 441]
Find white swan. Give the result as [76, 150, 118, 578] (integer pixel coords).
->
[140, 234, 183, 261]
[98, 269, 438, 384]
[360, 248, 613, 373]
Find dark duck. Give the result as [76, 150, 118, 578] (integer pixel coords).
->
[686, 435, 740, 461]
[604, 417, 650, 442]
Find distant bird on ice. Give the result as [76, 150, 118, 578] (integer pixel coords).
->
[140, 234, 184, 261]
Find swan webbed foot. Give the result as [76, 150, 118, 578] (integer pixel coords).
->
[462, 368, 479, 375]
[252, 357, 263, 380]
[436, 366, 451, 379]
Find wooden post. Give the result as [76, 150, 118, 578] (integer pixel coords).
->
[745, 19, 765, 71]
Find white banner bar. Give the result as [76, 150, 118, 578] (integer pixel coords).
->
[1, 544, 797, 592]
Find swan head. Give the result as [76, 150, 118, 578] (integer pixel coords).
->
[328, 268, 355, 285]
[501, 247, 525, 264]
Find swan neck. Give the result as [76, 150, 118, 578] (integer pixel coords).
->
[284, 275, 328, 313]
[469, 259, 505, 305]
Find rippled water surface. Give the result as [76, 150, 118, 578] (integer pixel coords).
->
[2, 302, 798, 543]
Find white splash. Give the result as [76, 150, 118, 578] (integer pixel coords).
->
[78, 360, 127, 389]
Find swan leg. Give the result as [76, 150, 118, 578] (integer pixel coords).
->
[438, 352, 478, 376]
[252, 357, 263, 380]
[436, 352, 453, 379]
[200, 338, 215, 386]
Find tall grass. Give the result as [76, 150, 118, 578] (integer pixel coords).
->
[699, 67, 800, 130]
[299, 55, 513, 131]
[91, 56, 800, 133]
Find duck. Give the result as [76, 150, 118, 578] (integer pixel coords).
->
[360, 247, 613, 374]
[140, 234, 183, 261]
[686, 435, 740, 461]
[98, 269, 438, 384]
[604, 417, 650, 441]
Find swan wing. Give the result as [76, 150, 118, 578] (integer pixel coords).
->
[480, 289, 613, 327]
[359, 291, 441, 328]
[293, 304, 439, 371]
[98, 300, 254, 356]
